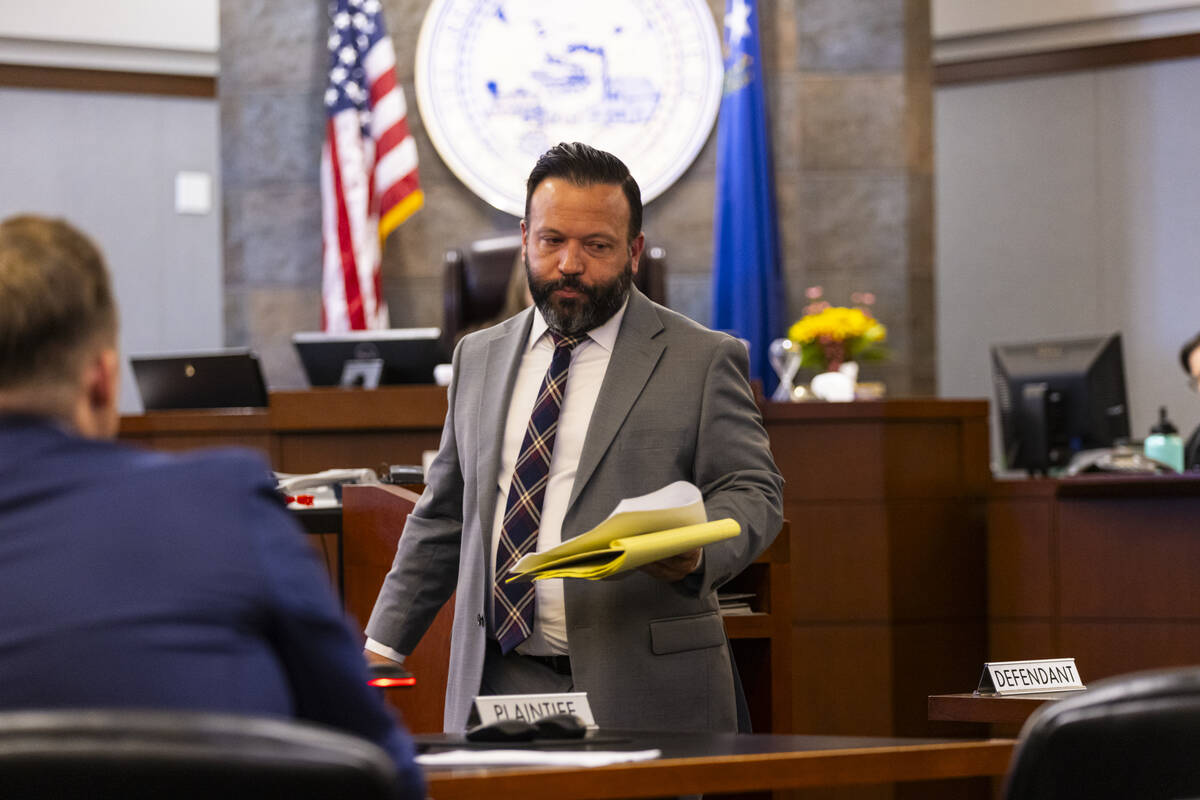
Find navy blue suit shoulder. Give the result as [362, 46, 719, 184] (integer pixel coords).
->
[0, 417, 423, 796]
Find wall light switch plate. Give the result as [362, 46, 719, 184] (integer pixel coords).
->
[175, 171, 212, 214]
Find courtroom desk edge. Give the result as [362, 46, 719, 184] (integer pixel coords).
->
[761, 397, 989, 421]
[119, 386, 450, 435]
[990, 473, 1200, 499]
[418, 730, 1015, 800]
[927, 692, 1065, 726]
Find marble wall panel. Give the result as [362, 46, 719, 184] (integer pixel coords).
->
[224, 285, 321, 390]
[643, 172, 717, 278]
[666, 274, 715, 328]
[221, 90, 324, 187]
[800, 173, 910, 276]
[223, 184, 322, 287]
[219, 0, 934, 393]
[799, 75, 908, 171]
[795, 0, 907, 72]
[220, 0, 325, 91]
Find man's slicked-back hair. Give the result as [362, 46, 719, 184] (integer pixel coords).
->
[524, 142, 642, 244]
[0, 215, 117, 390]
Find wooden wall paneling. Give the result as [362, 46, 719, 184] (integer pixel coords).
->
[1057, 497, 1200, 618]
[886, 500, 985, 621]
[987, 622, 1056, 663]
[1058, 622, 1200, 681]
[891, 622, 988, 738]
[934, 32, 1200, 87]
[986, 494, 1055, 619]
[341, 483, 454, 734]
[877, 421, 968, 498]
[771, 420, 887, 502]
[987, 476, 1200, 690]
[269, 386, 448, 429]
[269, 386, 447, 474]
[787, 502, 891, 622]
[790, 624, 895, 736]
[142, 433, 277, 459]
[276, 431, 443, 475]
[959, 416, 992, 496]
[765, 399, 989, 767]
[0, 64, 216, 97]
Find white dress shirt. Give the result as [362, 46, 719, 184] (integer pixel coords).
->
[366, 300, 625, 662]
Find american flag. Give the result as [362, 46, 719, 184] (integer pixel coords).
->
[320, 0, 422, 331]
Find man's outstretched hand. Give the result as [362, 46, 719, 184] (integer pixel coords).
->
[639, 547, 702, 582]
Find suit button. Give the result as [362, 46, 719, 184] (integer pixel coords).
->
[477, 614, 485, 627]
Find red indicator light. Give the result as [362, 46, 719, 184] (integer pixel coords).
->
[368, 677, 416, 688]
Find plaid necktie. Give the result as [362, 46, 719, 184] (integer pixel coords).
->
[493, 331, 585, 653]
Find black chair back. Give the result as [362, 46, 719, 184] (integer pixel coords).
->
[0, 709, 399, 799]
[442, 233, 667, 347]
[1004, 667, 1200, 800]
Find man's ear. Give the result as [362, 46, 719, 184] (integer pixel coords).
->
[82, 346, 121, 438]
[520, 219, 529, 261]
[629, 232, 645, 276]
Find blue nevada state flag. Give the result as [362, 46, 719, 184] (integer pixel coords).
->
[711, 0, 783, 394]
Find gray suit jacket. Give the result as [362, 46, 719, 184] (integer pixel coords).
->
[366, 289, 784, 732]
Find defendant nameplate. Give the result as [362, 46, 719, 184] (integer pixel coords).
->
[976, 658, 1085, 696]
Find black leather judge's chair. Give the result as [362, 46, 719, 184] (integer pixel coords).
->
[0, 709, 400, 799]
[442, 233, 667, 348]
[1004, 667, 1200, 800]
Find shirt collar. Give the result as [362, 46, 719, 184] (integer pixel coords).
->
[527, 294, 630, 354]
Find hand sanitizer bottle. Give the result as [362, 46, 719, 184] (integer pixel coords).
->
[1144, 406, 1184, 473]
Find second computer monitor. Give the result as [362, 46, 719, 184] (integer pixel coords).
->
[292, 328, 448, 387]
[991, 332, 1130, 475]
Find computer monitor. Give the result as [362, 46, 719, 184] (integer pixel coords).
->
[292, 328, 448, 387]
[991, 333, 1130, 475]
[130, 349, 269, 410]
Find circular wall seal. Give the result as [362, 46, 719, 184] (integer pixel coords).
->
[414, 0, 723, 216]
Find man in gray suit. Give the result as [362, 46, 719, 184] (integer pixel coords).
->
[366, 142, 783, 733]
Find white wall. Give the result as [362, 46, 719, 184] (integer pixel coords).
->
[932, 0, 1200, 61]
[935, 56, 1200, 467]
[0, 88, 223, 413]
[0, 0, 218, 74]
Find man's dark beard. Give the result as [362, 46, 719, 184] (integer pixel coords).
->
[525, 254, 633, 336]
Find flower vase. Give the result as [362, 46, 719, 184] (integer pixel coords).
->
[767, 338, 802, 402]
[810, 362, 858, 402]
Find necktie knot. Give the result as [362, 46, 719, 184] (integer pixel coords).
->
[550, 332, 586, 352]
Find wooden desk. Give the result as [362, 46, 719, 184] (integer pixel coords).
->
[928, 693, 1065, 726]
[988, 475, 1200, 680]
[419, 730, 1015, 800]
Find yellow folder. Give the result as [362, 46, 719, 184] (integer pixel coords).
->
[506, 518, 741, 582]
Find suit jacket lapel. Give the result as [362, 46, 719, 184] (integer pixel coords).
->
[568, 290, 665, 516]
[475, 309, 535, 551]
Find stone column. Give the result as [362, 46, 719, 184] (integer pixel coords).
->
[770, 0, 934, 394]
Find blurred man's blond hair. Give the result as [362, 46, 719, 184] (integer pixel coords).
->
[0, 215, 119, 431]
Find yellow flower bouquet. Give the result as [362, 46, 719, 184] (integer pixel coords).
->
[787, 288, 887, 372]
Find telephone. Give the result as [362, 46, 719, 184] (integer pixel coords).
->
[1065, 447, 1175, 476]
[275, 468, 379, 509]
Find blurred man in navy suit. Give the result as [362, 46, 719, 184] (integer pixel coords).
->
[0, 215, 423, 797]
